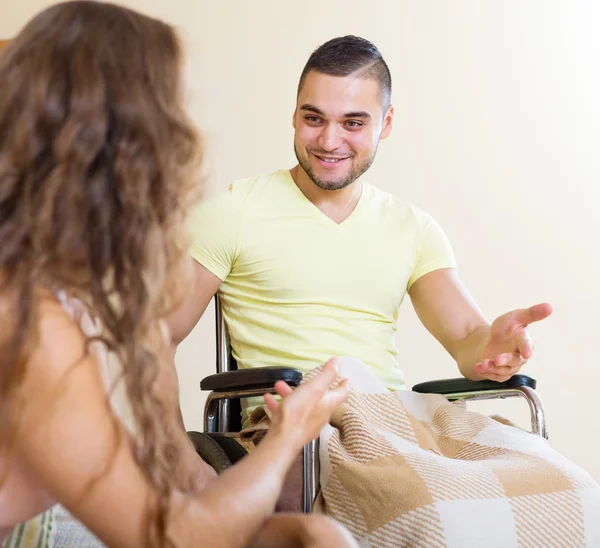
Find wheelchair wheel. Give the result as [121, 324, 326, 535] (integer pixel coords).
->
[187, 431, 248, 474]
[209, 434, 248, 466]
[187, 431, 232, 474]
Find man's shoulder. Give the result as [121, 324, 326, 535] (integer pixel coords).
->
[194, 169, 286, 216]
[228, 169, 289, 200]
[363, 183, 428, 221]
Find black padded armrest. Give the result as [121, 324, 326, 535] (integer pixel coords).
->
[201, 366, 303, 392]
[412, 374, 536, 395]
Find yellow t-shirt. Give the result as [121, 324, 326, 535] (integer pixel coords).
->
[189, 169, 456, 417]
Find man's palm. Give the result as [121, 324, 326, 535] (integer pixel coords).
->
[476, 303, 553, 382]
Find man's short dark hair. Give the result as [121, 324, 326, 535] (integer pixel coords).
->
[298, 35, 392, 110]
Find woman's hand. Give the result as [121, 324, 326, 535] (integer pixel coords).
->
[264, 358, 350, 447]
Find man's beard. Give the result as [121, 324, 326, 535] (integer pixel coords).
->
[294, 145, 376, 191]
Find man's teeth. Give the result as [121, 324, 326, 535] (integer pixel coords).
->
[320, 157, 345, 163]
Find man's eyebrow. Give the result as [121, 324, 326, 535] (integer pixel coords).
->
[299, 104, 372, 120]
[343, 111, 371, 119]
[299, 104, 325, 116]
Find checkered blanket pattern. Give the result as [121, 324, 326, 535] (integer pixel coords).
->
[312, 358, 600, 547]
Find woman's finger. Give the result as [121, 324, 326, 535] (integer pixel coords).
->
[323, 378, 351, 411]
[299, 358, 341, 399]
[274, 380, 294, 398]
[264, 392, 279, 412]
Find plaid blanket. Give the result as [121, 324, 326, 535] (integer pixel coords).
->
[246, 358, 600, 547]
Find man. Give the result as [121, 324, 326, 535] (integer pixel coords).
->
[169, 37, 600, 546]
[170, 35, 552, 422]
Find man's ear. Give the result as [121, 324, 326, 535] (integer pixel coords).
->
[380, 104, 394, 140]
[292, 108, 297, 130]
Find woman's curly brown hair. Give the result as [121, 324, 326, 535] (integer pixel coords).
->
[0, 1, 201, 545]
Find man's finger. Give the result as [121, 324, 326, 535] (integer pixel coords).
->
[514, 303, 553, 327]
[483, 371, 515, 383]
[494, 352, 524, 367]
[516, 333, 533, 360]
[475, 359, 495, 375]
[488, 364, 520, 377]
[493, 353, 513, 367]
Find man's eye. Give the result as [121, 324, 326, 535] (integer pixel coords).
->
[306, 116, 321, 123]
[345, 120, 363, 128]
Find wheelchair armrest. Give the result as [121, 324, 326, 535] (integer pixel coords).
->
[412, 374, 536, 395]
[201, 366, 303, 392]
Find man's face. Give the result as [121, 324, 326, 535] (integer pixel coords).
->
[293, 70, 393, 191]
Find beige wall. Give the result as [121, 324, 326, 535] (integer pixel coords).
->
[3, 1, 599, 480]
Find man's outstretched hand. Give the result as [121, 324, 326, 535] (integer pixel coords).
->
[474, 303, 553, 382]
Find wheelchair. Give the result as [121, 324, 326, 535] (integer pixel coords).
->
[188, 295, 547, 513]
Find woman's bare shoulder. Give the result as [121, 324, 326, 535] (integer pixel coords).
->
[0, 286, 97, 409]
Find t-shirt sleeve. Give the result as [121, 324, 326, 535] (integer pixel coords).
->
[187, 185, 247, 281]
[407, 208, 457, 290]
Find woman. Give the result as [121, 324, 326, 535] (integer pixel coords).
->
[0, 2, 354, 547]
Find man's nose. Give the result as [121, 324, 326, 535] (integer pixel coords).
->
[317, 123, 344, 152]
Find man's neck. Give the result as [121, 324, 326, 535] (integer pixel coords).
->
[289, 165, 363, 224]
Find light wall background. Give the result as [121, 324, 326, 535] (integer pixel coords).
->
[3, 1, 599, 480]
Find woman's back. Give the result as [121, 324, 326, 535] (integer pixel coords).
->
[0, 292, 114, 537]
[0, 2, 200, 543]
[0, 3, 355, 547]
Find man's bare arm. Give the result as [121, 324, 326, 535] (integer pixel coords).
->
[163, 258, 223, 486]
[409, 268, 552, 382]
[408, 268, 490, 380]
[167, 259, 223, 346]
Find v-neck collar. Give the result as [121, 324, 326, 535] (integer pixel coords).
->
[283, 169, 366, 228]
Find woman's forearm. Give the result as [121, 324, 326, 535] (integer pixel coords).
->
[170, 427, 303, 547]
